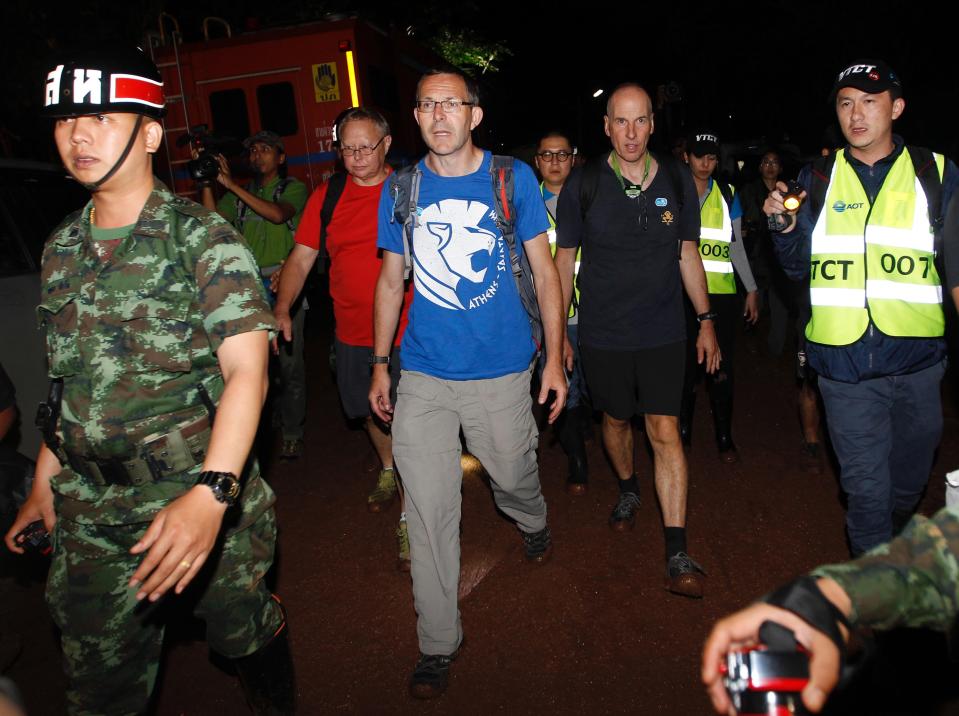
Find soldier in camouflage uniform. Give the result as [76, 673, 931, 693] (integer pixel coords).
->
[3, 48, 295, 715]
[702, 504, 959, 714]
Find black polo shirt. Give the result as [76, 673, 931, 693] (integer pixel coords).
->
[556, 153, 700, 350]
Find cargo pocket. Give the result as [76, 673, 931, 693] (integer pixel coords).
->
[114, 294, 193, 373]
[37, 293, 82, 377]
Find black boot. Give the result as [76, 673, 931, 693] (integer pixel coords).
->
[711, 394, 739, 464]
[234, 619, 297, 715]
[679, 390, 695, 448]
[557, 410, 589, 495]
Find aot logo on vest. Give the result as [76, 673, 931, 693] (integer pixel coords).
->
[832, 200, 865, 213]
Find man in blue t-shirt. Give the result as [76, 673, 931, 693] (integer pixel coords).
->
[369, 69, 567, 700]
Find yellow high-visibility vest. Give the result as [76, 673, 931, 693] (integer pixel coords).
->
[806, 148, 944, 345]
[699, 181, 736, 295]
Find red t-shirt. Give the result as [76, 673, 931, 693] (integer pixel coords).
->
[295, 174, 412, 347]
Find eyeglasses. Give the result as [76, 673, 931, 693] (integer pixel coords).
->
[760, 159, 781, 167]
[536, 150, 576, 163]
[340, 136, 386, 157]
[414, 99, 475, 113]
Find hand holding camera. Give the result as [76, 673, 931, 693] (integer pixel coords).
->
[178, 125, 240, 187]
[722, 621, 811, 715]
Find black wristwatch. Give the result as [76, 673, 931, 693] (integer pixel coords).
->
[196, 471, 241, 507]
[369, 355, 390, 366]
[697, 311, 718, 324]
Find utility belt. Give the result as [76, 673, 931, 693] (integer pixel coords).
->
[58, 414, 212, 487]
[38, 379, 218, 488]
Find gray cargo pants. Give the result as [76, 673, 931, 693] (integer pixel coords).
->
[391, 369, 546, 655]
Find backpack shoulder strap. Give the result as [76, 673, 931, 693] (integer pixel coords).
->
[906, 147, 944, 251]
[389, 163, 422, 279]
[234, 180, 258, 231]
[715, 179, 734, 210]
[655, 154, 685, 213]
[318, 172, 348, 261]
[714, 179, 736, 241]
[807, 153, 836, 221]
[490, 155, 516, 243]
[273, 177, 295, 230]
[489, 155, 544, 352]
[578, 156, 604, 220]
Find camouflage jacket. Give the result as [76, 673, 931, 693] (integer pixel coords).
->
[38, 180, 276, 525]
[812, 504, 959, 632]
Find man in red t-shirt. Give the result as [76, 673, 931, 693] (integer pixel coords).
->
[273, 108, 413, 569]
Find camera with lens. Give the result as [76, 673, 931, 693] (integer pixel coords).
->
[189, 152, 221, 182]
[723, 621, 811, 716]
[177, 125, 240, 183]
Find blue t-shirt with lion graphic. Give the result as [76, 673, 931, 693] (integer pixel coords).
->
[378, 151, 549, 380]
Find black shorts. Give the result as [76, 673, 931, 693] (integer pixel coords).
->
[335, 339, 400, 420]
[580, 341, 685, 419]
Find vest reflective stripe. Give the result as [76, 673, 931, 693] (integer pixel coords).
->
[543, 183, 581, 318]
[810, 287, 865, 307]
[702, 259, 734, 274]
[699, 181, 736, 294]
[807, 148, 944, 345]
[866, 280, 942, 303]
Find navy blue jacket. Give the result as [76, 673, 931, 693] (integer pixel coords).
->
[773, 138, 958, 383]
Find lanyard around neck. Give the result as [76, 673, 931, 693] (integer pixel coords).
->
[610, 151, 651, 199]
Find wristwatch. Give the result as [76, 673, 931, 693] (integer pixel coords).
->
[369, 355, 391, 366]
[196, 471, 241, 506]
[697, 311, 718, 324]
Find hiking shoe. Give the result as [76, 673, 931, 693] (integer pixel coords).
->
[665, 551, 707, 598]
[799, 441, 823, 474]
[367, 468, 398, 513]
[409, 651, 457, 699]
[609, 491, 641, 532]
[397, 519, 411, 572]
[280, 438, 303, 460]
[521, 525, 553, 565]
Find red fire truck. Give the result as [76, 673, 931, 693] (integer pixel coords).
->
[150, 14, 438, 197]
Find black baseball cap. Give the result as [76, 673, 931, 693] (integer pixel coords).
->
[831, 59, 902, 100]
[687, 130, 720, 157]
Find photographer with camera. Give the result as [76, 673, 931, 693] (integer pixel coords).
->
[201, 131, 309, 459]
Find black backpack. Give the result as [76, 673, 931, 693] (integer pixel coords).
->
[314, 171, 349, 275]
[388, 155, 544, 352]
[806, 146, 944, 255]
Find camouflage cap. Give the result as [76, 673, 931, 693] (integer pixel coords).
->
[243, 131, 285, 152]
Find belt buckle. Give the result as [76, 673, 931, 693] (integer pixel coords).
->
[143, 451, 169, 483]
[97, 456, 133, 487]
